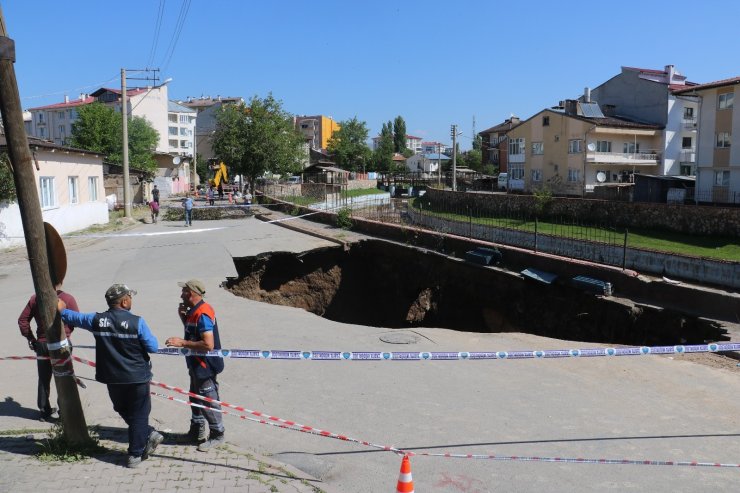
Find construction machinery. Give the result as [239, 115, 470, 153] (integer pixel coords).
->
[209, 160, 229, 188]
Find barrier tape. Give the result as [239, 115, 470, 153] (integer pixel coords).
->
[12, 353, 739, 469]
[70, 342, 740, 362]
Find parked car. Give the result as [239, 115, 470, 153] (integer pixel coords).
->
[497, 172, 508, 191]
[287, 176, 302, 184]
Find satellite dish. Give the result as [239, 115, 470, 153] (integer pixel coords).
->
[172, 156, 181, 165]
[587, 142, 596, 152]
[596, 171, 607, 183]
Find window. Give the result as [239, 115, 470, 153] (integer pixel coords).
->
[38, 113, 44, 123]
[59, 125, 65, 137]
[542, 116, 550, 126]
[68, 109, 77, 119]
[180, 127, 190, 136]
[682, 137, 693, 149]
[57, 111, 65, 119]
[683, 107, 694, 118]
[179, 115, 189, 124]
[509, 164, 525, 180]
[88, 177, 98, 201]
[38, 127, 45, 138]
[509, 138, 525, 155]
[714, 170, 730, 186]
[168, 114, 177, 123]
[719, 92, 734, 110]
[531, 169, 542, 182]
[623, 142, 640, 154]
[532, 142, 544, 155]
[68, 176, 79, 204]
[596, 140, 612, 152]
[567, 168, 581, 182]
[40, 177, 55, 208]
[568, 139, 582, 153]
[169, 139, 178, 148]
[680, 165, 693, 176]
[169, 126, 178, 136]
[180, 140, 188, 148]
[716, 132, 731, 148]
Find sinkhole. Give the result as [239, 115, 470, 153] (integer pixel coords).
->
[224, 239, 725, 346]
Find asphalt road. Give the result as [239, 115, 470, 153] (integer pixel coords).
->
[1, 216, 739, 492]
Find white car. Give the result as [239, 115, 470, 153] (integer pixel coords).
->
[497, 172, 508, 191]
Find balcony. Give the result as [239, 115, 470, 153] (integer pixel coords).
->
[586, 150, 660, 165]
[509, 153, 526, 163]
[679, 148, 696, 163]
[682, 117, 697, 129]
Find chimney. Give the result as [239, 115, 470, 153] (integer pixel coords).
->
[509, 116, 520, 126]
[79, 93, 86, 101]
[665, 64, 676, 82]
[564, 99, 578, 115]
[64, 95, 69, 104]
[584, 87, 591, 103]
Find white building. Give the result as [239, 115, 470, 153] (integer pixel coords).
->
[405, 153, 450, 176]
[167, 101, 197, 157]
[372, 134, 423, 153]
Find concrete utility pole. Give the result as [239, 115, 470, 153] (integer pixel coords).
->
[121, 68, 131, 218]
[451, 124, 458, 191]
[0, 6, 89, 444]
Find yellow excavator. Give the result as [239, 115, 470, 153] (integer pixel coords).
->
[209, 160, 229, 188]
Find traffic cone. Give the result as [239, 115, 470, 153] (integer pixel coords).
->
[396, 454, 414, 493]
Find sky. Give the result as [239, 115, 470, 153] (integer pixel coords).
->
[5, 0, 740, 150]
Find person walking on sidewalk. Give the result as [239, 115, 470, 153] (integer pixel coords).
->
[149, 200, 160, 223]
[151, 185, 160, 205]
[58, 284, 163, 468]
[207, 185, 215, 206]
[182, 193, 194, 227]
[165, 279, 225, 452]
[18, 283, 79, 422]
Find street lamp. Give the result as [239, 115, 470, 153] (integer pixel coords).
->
[121, 69, 172, 218]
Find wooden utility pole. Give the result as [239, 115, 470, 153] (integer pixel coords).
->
[0, 7, 89, 443]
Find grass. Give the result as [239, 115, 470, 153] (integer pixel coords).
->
[341, 187, 387, 199]
[36, 423, 106, 463]
[411, 198, 740, 261]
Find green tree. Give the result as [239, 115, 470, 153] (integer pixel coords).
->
[373, 121, 394, 172]
[70, 102, 159, 171]
[0, 152, 16, 203]
[393, 115, 407, 153]
[212, 93, 305, 190]
[326, 116, 371, 172]
[464, 148, 483, 171]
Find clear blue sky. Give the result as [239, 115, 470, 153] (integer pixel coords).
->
[5, 0, 740, 150]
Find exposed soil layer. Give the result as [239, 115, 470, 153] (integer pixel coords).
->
[225, 239, 728, 346]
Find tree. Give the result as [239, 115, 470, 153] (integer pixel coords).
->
[326, 116, 372, 172]
[0, 152, 16, 203]
[70, 102, 159, 172]
[212, 93, 305, 190]
[463, 147, 483, 172]
[393, 116, 407, 154]
[373, 121, 394, 172]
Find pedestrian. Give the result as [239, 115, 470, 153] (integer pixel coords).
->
[244, 190, 252, 209]
[58, 284, 163, 468]
[207, 186, 215, 206]
[152, 185, 160, 205]
[18, 283, 79, 422]
[149, 200, 160, 223]
[217, 184, 224, 201]
[165, 279, 225, 451]
[182, 193, 194, 227]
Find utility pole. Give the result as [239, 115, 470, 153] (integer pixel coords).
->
[451, 124, 458, 191]
[121, 68, 131, 218]
[0, 6, 89, 444]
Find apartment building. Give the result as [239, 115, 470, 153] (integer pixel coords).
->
[166, 101, 197, 156]
[179, 96, 244, 162]
[295, 115, 340, 152]
[478, 116, 522, 173]
[586, 65, 699, 177]
[673, 77, 740, 204]
[26, 94, 95, 145]
[371, 134, 423, 153]
[506, 101, 662, 195]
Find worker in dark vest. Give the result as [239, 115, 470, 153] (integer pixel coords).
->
[58, 284, 163, 468]
[165, 279, 225, 452]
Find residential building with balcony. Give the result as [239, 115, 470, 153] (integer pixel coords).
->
[27, 94, 95, 145]
[505, 100, 663, 195]
[478, 116, 522, 173]
[586, 65, 699, 177]
[179, 96, 244, 163]
[166, 101, 197, 157]
[295, 115, 340, 152]
[673, 77, 740, 204]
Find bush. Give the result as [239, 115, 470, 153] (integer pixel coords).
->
[336, 207, 353, 229]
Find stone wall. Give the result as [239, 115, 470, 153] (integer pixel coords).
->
[426, 189, 740, 237]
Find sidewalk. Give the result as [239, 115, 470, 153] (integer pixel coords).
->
[0, 426, 326, 492]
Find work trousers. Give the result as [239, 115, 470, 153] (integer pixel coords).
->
[35, 342, 54, 414]
[189, 373, 224, 433]
[107, 382, 152, 457]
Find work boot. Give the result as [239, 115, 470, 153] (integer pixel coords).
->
[187, 422, 207, 443]
[197, 430, 224, 452]
[127, 455, 142, 468]
[142, 430, 163, 460]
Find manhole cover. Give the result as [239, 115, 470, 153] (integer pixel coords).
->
[379, 332, 420, 344]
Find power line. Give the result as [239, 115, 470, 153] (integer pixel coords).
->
[21, 75, 119, 101]
[159, 0, 191, 73]
[146, 0, 166, 68]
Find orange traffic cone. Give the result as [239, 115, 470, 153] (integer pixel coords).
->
[396, 454, 414, 493]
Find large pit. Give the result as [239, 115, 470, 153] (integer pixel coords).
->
[224, 240, 726, 346]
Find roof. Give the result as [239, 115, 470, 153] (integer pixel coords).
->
[536, 108, 662, 130]
[168, 100, 196, 113]
[90, 87, 149, 98]
[0, 135, 102, 157]
[417, 153, 450, 160]
[27, 96, 96, 111]
[479, 118, 522, 135]
[673, 76, 740, 94]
